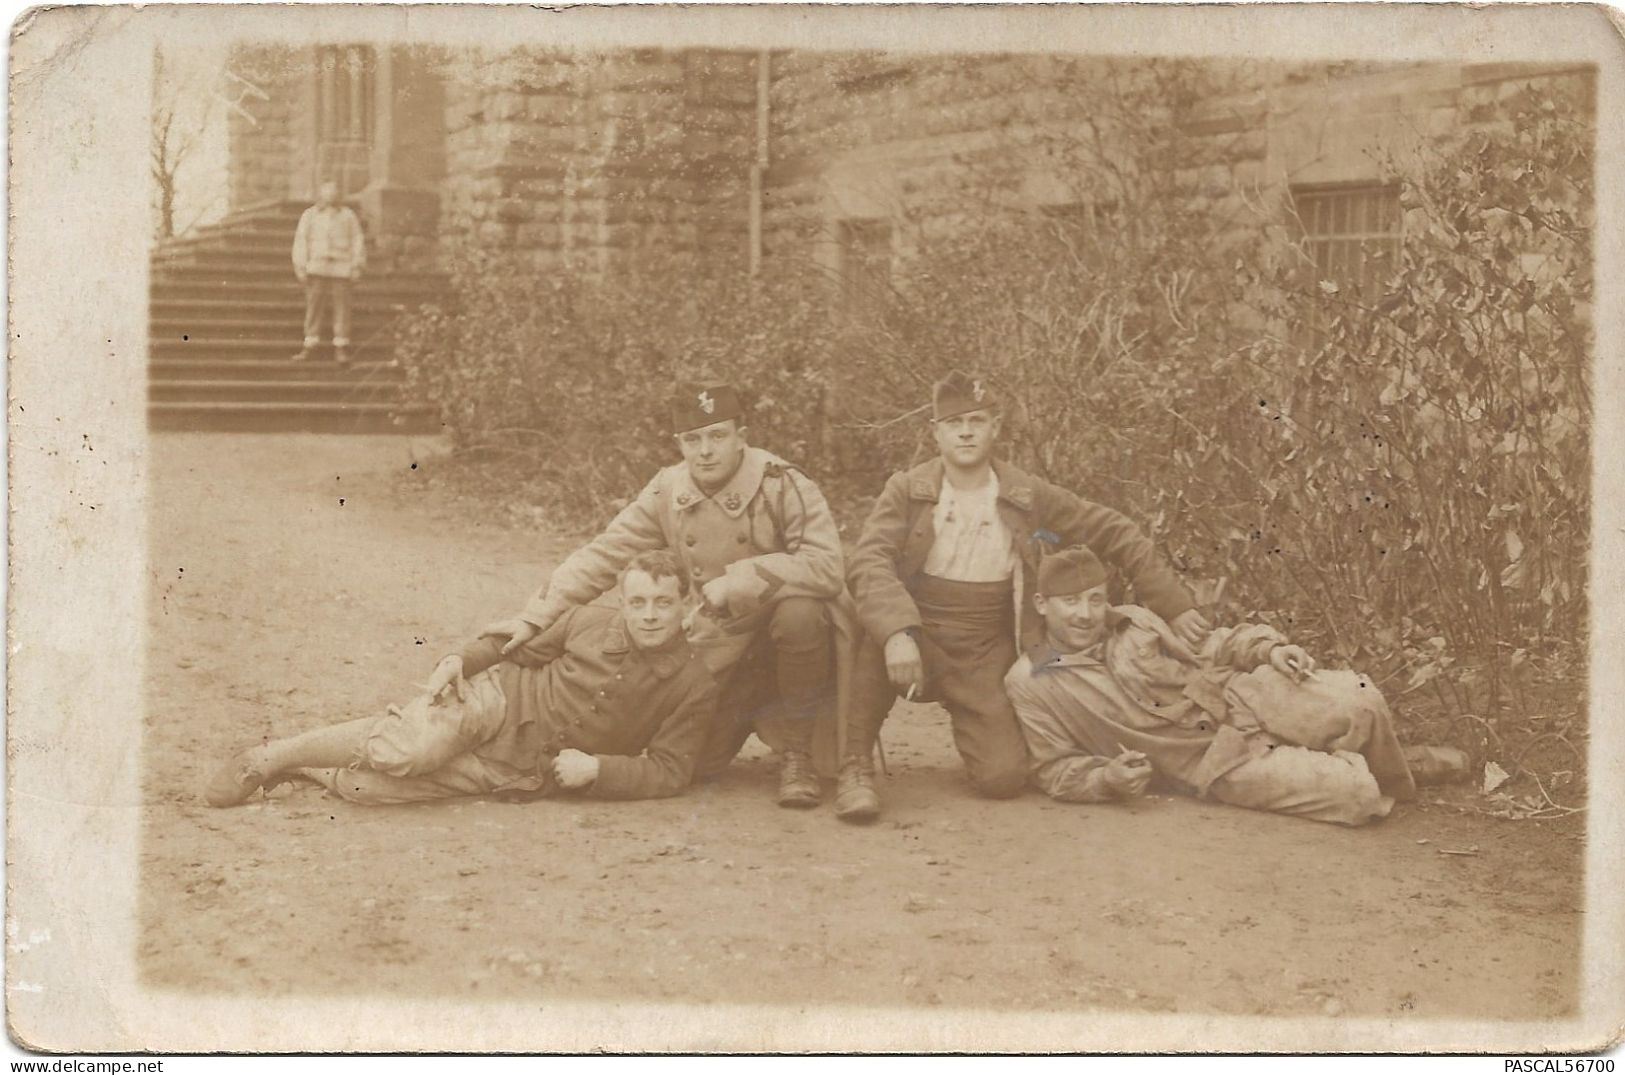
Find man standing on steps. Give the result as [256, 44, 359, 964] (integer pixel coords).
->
[837, 371, 1209, 822]
[481, 381, 847, 810]
[291, 179, 366, 366]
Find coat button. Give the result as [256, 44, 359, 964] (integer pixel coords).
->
[686, 535, 697, 546]
[692, 566, 703, 576]
[736, 535, 747, 544]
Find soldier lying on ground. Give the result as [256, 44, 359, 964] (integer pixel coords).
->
[1005, 546, 1418, 825]
[480, 381, 848, 810]
[838, 371, 1207, 822]
[203, 552, 718, 806]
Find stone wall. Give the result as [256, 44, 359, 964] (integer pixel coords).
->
[435, 47, 758, 273]
[758, 53, 1592, 278]
[222, 46, 1592, 284]
[226, 45, 300, 211]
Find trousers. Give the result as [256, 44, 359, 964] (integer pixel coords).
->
[306, 669, 550, 805]
[848, 575, 1029, 798]
[694, 596, 835, 777]
[302, 274, 353, 349]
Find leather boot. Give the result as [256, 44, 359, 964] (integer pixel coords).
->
[835, 754, 881, 823]
[777, 749, 820, 808]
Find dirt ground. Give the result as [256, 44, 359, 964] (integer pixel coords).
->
[140, 433, 1584, 1021]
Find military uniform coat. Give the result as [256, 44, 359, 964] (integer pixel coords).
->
[520, 446, 844, 667]
[518, 446, 856, 772]
[847, 457, 1197, 653]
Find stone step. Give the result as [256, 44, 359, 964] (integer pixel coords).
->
[150, 315, 395, 340]
[149, 297, 428, 321]
[149, 286, 440, 312]
[153, 256, 444, 279]
[149, 338, 393, 361]
[148, 400, 443, 435]
[151, 297, 315, 315]
[149, 359, 408, 383]
[149, 378, 410, 404]
[156, 232, 297, 256]
[151, 272, 443, 297]
[156, 248, 380, 272]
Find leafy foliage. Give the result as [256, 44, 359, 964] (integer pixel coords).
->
[393, 63, 1592, 746]
[393, 250, 842, 522]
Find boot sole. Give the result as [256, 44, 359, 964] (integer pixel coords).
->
[777, 792, 822, 809]
[835, 802, 881, 823]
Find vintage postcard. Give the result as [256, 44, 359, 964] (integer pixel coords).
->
[7, 2, 1623, 1054]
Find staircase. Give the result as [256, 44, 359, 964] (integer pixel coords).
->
[149, 200, 445, 434]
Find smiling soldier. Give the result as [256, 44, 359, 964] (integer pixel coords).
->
[481, 381, 846, 808]
[1006, 545, 1417, 824]
[203, 552, 718, 806]
[839, 371, 1208, 821]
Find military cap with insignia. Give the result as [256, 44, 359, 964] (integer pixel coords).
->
[932, 370, 997, 421]
[1037, 545, 1109, 597]
[671, 380, 744, 433]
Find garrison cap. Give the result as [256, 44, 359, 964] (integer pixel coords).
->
[1037, 545, 1109, 597]
[671, 380, 744, 434]
[932, 371, 997, 421]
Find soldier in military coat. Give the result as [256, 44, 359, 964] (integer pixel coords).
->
[838, 371, 1210, 821]
[481, 382, 846, 808]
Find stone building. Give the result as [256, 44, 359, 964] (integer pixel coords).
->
[150, 46, 1591, 431]
[228, 46, 1590, 281]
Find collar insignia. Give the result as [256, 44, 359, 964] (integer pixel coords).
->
[675, 492, 692, 507]
[722, 492, 742, 511]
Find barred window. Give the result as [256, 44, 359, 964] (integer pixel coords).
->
[1291, 183, 1402, 298]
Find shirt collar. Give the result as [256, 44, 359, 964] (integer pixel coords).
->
[670, 448, 766, 518]
[601, 615, 691, 679]
[907, 457, 1035, 511]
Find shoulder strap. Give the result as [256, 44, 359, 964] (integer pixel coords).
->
[759, 460, 806, 554]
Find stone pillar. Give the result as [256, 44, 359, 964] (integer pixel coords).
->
[358, 46, 446, 271]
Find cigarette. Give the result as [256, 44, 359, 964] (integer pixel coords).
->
[905, 683, 918, 702]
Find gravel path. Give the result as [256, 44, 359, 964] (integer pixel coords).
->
[140, 433, 1583, 1029]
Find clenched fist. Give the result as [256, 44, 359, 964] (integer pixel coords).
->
[552, 748, 600, 789]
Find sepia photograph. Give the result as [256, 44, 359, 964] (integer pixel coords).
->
[6, 2, 1624, 1055]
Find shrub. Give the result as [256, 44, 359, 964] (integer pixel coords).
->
[393, 63, 1592, 745]
[393, 250, 846, 523]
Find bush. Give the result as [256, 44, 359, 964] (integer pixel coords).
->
[393, 250, 847, 523]
[393, 63, 1591, 745]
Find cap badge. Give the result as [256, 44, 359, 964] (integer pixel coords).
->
[698, 390, 715, 415]
[971, 379, 986, 402]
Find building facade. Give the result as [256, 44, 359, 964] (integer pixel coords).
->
[222, 45, 1592, 294]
